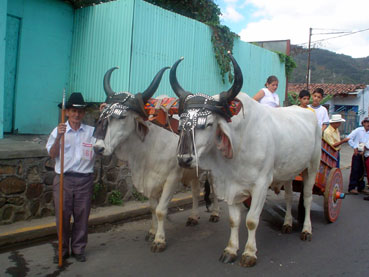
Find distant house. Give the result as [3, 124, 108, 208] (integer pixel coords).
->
[288, 83, 369, 135]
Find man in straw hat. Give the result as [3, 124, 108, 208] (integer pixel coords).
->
[346, 117, 369, 195]
[323, 114, 349, 152]
[46, 92, 96, 263]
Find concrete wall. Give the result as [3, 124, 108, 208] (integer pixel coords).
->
[5, 0, 74, 134]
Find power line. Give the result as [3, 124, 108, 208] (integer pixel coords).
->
[296, 27, 369, 47]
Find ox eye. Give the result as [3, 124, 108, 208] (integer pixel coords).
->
[206, 122, 213, 127]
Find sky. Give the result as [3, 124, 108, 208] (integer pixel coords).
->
[216, 0, 369, 58]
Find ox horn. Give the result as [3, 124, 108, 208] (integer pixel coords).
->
[220, 52, 243, 102]
[141, 66, 170, 103]
[103, 66, 119, 97]
[169, 57, 192, 99]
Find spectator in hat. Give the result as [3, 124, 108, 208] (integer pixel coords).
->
[46, 92, 96, 263]
[323, 114, 349, 168]
[323, 114, 349, 151]
[346, 117, 369, 195]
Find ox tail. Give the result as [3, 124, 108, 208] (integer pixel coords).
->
[204, 179, 212, 212]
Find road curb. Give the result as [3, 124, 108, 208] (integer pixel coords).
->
[0, 194, 196, 249]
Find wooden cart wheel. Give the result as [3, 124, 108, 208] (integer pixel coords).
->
[324, 168, 343, 223]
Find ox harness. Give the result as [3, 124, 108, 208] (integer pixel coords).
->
[93, 93, 242, 139]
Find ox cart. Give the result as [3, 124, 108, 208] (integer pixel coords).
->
[293, 140, 345, 223]
[143, 98, 345, 223]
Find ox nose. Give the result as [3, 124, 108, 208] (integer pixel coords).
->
[177, 155, 193, 168]
[93, 145, 105, 155]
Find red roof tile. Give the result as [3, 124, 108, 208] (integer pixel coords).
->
[288, 83, 367, 96]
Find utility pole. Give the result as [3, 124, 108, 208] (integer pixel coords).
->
[306, 27, 312, 90]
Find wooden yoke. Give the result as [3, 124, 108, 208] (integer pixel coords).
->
[144, 97, 243, 135]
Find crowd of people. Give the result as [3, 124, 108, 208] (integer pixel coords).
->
[253, 76, 369, 201]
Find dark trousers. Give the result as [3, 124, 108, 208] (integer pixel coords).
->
[348, 154, 366, 192]
[53, 174, 94, 256]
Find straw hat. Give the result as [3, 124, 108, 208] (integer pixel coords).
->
[329, 114, 345, 123]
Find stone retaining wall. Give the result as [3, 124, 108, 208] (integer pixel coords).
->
[0, 154, 133, 225]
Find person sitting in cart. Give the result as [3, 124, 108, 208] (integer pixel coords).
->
[298, 89, 314, 112]
[323, 114, 349, 168]
[346, 117, 369, 195]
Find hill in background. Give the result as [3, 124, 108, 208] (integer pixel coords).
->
[289, 45, 369, 84]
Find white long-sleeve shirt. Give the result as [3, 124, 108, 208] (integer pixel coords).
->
[347, 126, 369, 157]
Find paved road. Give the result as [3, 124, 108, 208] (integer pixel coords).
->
[1, 168, 368, 277]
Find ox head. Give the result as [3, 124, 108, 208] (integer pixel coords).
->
[93, 66, 169, 155]
[170, 53, 243, 168]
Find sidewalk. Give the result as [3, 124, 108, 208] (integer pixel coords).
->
[0, 144, 354, 249]
[0, 191, 196, 248]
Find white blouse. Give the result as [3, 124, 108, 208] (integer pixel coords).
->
[259, 88, 279, 107]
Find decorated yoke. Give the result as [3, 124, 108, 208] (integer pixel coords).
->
[144, 97, 243, 134]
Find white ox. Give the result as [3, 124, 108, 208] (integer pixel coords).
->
[170, 55, 321, 267]
[93, 67, 219, 252]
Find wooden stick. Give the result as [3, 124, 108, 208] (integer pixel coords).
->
[58, 89, 66, 267]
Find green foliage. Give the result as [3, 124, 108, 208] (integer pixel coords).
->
[276, 52, 297, 79]
[108, 190, 123, 205]
[92, 183, 102, 201]
[287, 92, 333, 106]
[132, 187, 148, 202]
[144, 0, 238, 83]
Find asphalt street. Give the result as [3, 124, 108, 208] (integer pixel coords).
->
[1, 167, 368, 277]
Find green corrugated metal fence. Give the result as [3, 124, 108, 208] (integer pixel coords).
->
[70, 0, 286, 103]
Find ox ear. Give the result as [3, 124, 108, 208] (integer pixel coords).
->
[215, 122, 233, 159]
[135, 117, 149, 142]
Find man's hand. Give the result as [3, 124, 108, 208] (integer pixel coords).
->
[56, 123, 67, 139]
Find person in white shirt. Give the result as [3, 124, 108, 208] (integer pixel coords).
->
[46, 92, 96, 263]
[308, 88, 329, 130]
[347, 117, 369, 194]
[253, 75, 279, 108]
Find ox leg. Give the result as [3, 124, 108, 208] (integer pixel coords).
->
[151, 180, 177, 253]
[219, 203, 242, 264]
[146, 198, 158, 242]
[209, 184, 220, 223]
[282, 181, 293, 233]
[300, 169, 314, 241]
[186, 180, 200, 226]
[240, 184, 268, 267]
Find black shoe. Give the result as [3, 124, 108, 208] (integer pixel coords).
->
[364, 196, 369, 201]
[72, 252, 86, 262]
[53, 253, 70, 264]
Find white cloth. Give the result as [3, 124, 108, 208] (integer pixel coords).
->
[259, 88, 279, 107]
[308, 104, 329, 128]
[46, 121, 96, 174]
[348, 126, 369, 157]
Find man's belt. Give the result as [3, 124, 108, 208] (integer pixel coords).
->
[62, 172, 93, 178]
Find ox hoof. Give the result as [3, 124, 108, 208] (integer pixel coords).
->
[281, 224, 292, 234]
[151, 241, 166, 253]
[240, 255, 257, 267]
[186, 217, 199, 226]
[219, 251, 237, 264]
[300, 231, 312, 241]
[209, 215, 220, 223]
[145, 232, 155, 242]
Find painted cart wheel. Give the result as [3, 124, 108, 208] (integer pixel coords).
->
[324, 168, 343, 223]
